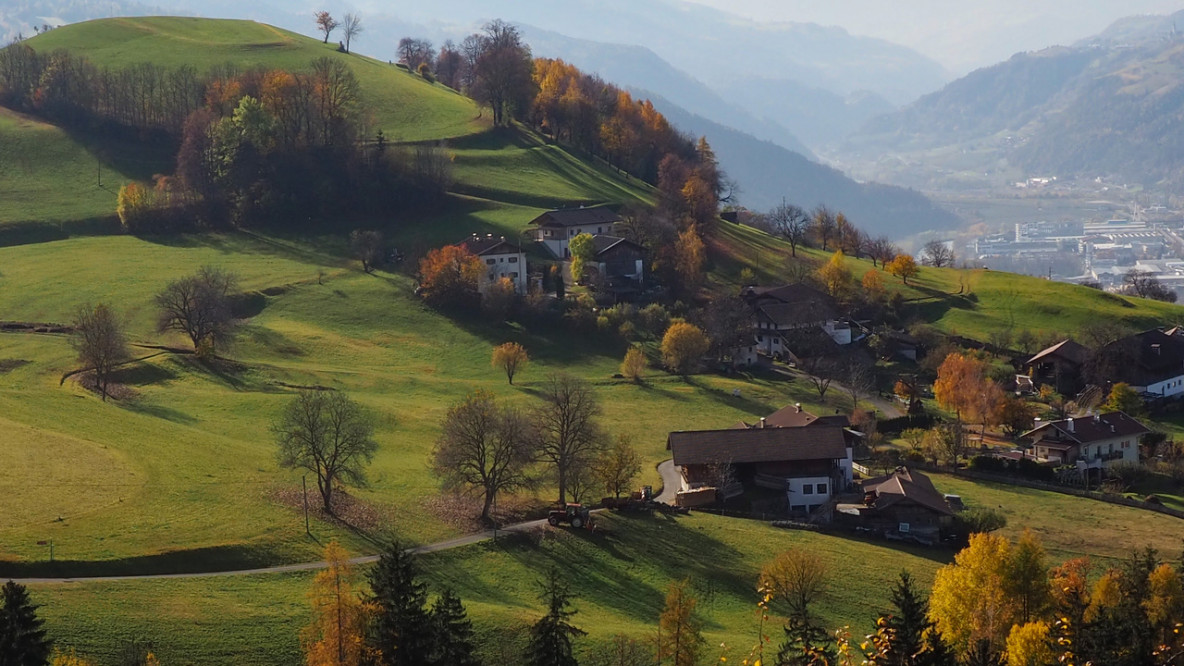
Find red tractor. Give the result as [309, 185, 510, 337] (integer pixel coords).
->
[547, 503, 592, 529]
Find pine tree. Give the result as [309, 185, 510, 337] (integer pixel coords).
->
[961, 639, 1002, 666]
[525, 569, 585, 666]
[367, 541, 434, 666]
[916, 628, 956, 666]
[428, 588, 480, 666]
[884, 572, 932, 665]
[774, 615, 832, 666]
[657, 579, 703, 666]
[0, 580, 52, 666]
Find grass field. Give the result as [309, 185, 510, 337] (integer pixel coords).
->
[28, 471, 1184, 665]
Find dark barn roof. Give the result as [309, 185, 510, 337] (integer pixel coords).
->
[590, 235, 645, 257]
[667, 426, 847, 466]
[862, 467, 953, 516]
[529, 205, 621, 228]
[459, 234, 521, 256]
[1027, 339, 1089, 367]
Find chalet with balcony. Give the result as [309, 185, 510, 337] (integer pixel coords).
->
[528, 205, 622, 259]
[459, 234, 528, 294]
[734, 283, 852, 364]
[1022, 411, 1150, 469]
[836, 467, 954, 544]
[1025, 339, 1089, 395]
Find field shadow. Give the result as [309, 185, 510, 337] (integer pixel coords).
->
[682, 375, 780, 418]
[0, 543, 284, 579]
[122, 400, 198, 425]
[110, 362, 179, 387]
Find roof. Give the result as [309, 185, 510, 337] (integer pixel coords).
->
[667, 426, 848, 467]
[862, 467, 953, 516]
[590, 235, 645, 257]
[528, 205, 621, 228]
[760, 404, 850, 429]
[757, 301, 836, 327]
[742, 283, 838, 326]
[1102, 328, 1184, 386]
[458, 234, 521, 256]
[1027, 339, 1089, 367]
[1022, 411, 1151, 445]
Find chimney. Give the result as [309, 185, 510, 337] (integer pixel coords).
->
[759, 417, 766, 429]
[1153, 343, 1161, 355]
[1066, 417, 1074, 433]
[1110, 424, 1116, 433]
[795, 403, 802, 413]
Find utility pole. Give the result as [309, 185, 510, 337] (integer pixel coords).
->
[302, 475, 311, 535]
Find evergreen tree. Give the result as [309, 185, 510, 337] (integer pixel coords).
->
[367, 541, 434, 666]
[774, 614, 833, 666]
[428, 588, 480, 666]
[884, 572, 931, 665]
[961, 639, 1002, 666]
[0, 581, 52, 666]
[525, 569, 585, 666]
[917, 628, 956, 666]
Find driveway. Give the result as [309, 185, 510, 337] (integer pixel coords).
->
[656, 459, 682, 504]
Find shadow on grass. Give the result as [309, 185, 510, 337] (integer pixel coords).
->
[122, 400, 198, 425]
[0, 543, 288, 579]
[682, 375, 780, 419]
[0, 216, 122, 248]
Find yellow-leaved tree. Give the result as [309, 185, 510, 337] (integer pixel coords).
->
[620, 345, 646, 383]
[302, 540, 373, 666]
[887, 254, 920, 284]
[491, 341, 529, 385]
[658, 579, 703, 666]
[1005, 621, 1055, 666]
[661, 321, 709, 375]
[929, 532, 1017, 655]
[816, 250, 853, 300]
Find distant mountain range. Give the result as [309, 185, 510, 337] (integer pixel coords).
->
[840, 13, 1184, 192]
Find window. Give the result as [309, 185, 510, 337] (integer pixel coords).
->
[485, 258, 496, 265]
[802, 485, 813, 495]
[510, 272, 519, 278]
[499, 257, 504, 262]
[508, 256, 518, 263]
[790, 505, 806, 512]
[816, 483, 827, 494]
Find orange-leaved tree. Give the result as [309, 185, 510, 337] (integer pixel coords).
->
[302, 540, 373, 666]
[887, 254, 920, 284]
[418, 244, 482, 306]
[491, 341, 529, 385]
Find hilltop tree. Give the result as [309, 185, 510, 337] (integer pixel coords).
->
[368, 540, 434, 666]
[0, 581, 52, 666]
[349, 229, 384, 273]
[398, 38, 436, 72]
[661, 321, 710, 375]
[432, 391, 535, 522]
[593, 434, 642, 499]
[770, 200, 809, 257]
[811, 205, 837, 251]
[658, 579, 703, 666]
[491, 342, 529, 385]
[155, 266, 238, 357]
[525, 568, 585, 666]
[302, 540, 372, 666]
[922, 240, 955, 268]
[341, 13, 363, 54]
[71, 302, 130, 401]
[532, 373, 605, 505]
[867, 236, 899, 268]
[274, 390, 378, 513]
[314, 11, 338, 43]
[472, 20, 535, 126]
[887, 254, 920, 285]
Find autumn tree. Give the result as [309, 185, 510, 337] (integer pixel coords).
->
[887, 254, 920, 285]
[349, 229, 384, 273]
[482, 277, 517, 321]
[368, 541, 434, 666]
[994, 395, 1037, 438]
[661, 321, 710, 375]
[314, 11, 338, 43]
[568, 232, 595, 284]
[1145, 563, 1184, 646]
[526, 568, 585, 666]
[71, 302, 130, 401]
[929, 533, 1017, 656]
[673, 227, 706, 296]
[816, 250, 853, 300]
[922, 240, 955, 268]
[1004, 529, 1051, 624]
[418, 245, 482, 306]
[0, 581, 52, 666]
[155, 266, 238, 357]
[341, 13, 363, 54]
[432, 391, 535, 522]
[532, 373, 605, 505]
[492, 342, 529, 385]
[762, 549, 831, 664]
[1102, 382, 1145, 416]
[593, 434, 642, 499]
[50, 649, 98, 666]
[770, 200, 809, 257]
[809, 205, 837, 251]
[302, 540, 372, 666]
[1004, 622, 1054, 666]
[274, 390, 379, 513]
[934, 352, 1002, 439]
[620, 346, 646, 383]
[658, 579, 703, 666]
[862, 269, 887, 305]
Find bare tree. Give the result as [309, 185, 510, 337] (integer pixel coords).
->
[71, 302, 130, 401]
[532, 373, 606, 505]
[274, 390, 378, 512]
[921, 240, 955, 268]
[472, 20, 534, 126]
[759, 548, 828, 620]
[801, 356, 834, 401]
[349, 229, 384, 273]
[811, 205, 837, 251]
[1120, 269, 1177, 302]
[769, 200, 809, 257]
[155, 266, 238, 356]
[844, 361, 874, 411]
[314, 11, 338, 44]
[593, 434, 642, 499]
[397, 37, 435, 70]
[866, 236, 898, 268]
[432, 391, 535, 522]
[341, 13, 363, 54]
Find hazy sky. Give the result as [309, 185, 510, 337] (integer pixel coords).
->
[683, 0, 1184, 72]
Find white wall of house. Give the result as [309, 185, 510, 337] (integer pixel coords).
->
[1146, 375, 1184, 397]
[478, 251, 528, 293]
[786, 476, 832, 512]
[537, 223, 613, 258]
[839, 447, 854, 489]
[1079, 437, 1140, 465]
[823, 320, 852, 345]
